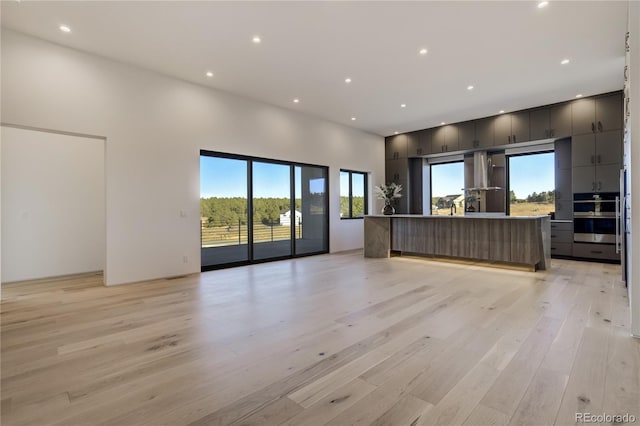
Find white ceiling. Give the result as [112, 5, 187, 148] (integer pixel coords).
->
[0, 1, 628, 137]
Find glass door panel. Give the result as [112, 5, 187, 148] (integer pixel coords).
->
[200, 156, 249, 267]
[252, 161, 292, 260]
[295, 165, 328, 255]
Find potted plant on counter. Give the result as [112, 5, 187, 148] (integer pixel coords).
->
[374, 183, 403, 215]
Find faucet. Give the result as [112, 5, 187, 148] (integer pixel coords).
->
[450, 203, 457, 216]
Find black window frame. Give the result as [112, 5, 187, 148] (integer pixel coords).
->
[429, 160, 465, 215]
[340, 169, 368, 219]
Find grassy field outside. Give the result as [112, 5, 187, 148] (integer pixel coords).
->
[509, 201, 555, 216]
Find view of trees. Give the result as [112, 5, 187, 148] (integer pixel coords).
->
[511, 190, 555, 204]
[340, 196, 365, 217]
[200, 197, 301, 226]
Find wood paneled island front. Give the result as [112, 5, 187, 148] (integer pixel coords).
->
[365, 215, 551, 271]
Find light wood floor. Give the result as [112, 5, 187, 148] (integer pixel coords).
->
[1, 252, 638, 426]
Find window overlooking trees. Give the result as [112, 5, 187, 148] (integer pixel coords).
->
[200, 151, 328, 269]
[508, 152, 555, 216]
[340, 170, 367, 219]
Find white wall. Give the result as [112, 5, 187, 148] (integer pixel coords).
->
[626, 1, 640, 337]
[1, 126, 105, 283]
[0, 30, 384, 285]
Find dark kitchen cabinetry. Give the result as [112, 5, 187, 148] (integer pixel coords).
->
[571, 130, 622, 193]
[385, 134, 407, 160]
[385, 159, 409, 213]
[457, 121, 476, 151]
[431, 125, 459, 153]
[530, 103, 572, 140]
[493, 111, 530, 145]
[456, 119, 493, 150]
[554, 139, 572, 220]
[407, 129, 431, 157]
[573, 163, 621, 193]
[550, 221, 573, 257]
[572, 93, 623, 136]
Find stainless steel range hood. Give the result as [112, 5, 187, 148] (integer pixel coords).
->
[466, 151, 502, 191]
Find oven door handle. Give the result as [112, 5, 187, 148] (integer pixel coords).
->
[616, 196, 621, 254]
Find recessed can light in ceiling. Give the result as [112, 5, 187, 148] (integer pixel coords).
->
[394, 131, 399, 135]
[351, 117, 356, 121]
[561, 59, 570, 65]
[400, 104, 407, 108]
[467, 85, 474, 91]
[345, 78, 352, 84]
[441, 122, 446, 125]
[206, 71, 214, 77]
[252, 36, 261, 43]
[499, 110, 505, 114]
[293, 98, 299, 103]
[59, 25, 71, 33]
[419, 48, 428, 55]
[576, 94, 583, 98]
[538, 1, 549, 8]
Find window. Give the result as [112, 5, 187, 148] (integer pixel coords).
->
[430, 162, 464, 216]
[508, 151, 555, 216]
[340, 170, 368, 219]
[200, 150, 329, 270]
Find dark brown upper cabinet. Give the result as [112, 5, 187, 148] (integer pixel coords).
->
[572, 93, 622, 136]
[385, 134, 408, 160]
[456, 121, 476, 151]
[494, 111, 529, 145]
[431, 125, 458, 153]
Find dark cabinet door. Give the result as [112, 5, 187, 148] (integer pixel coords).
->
[573, 166, 596, 193]
[555, 200, 572, 220]
[555, 168, 572, 200]
[511, 111, 530, 143]
[595, 130, 622, 165]
[475, 118, 494, 148]
[530, 108, 550, 140]
[595, 93, 623, 132]
[419, 129, 432, 155]
[385, 158, 408, 189]
[457, 121, 475, 151]
[549, 103, 572, 138]
[444, 125, 459, 152]
[554, 138, 572, 169]
[571, 98, 596, 135]
[385, 134, 408, 160]
[432, 126, 447, 153]
[493, 114, 512, 145]
[571, 134, 596, 167]
[406, 131, 421, 157]
[595, 164, 621, 192]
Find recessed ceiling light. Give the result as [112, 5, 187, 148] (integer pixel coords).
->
[293, 98, 299, 103]
[351, 117, 356, 121]
[400, 104, 407, 108]
[345, 78, 352, 84]
[252, 36, 261, 44]
[205, 71, 214, 77]
[499, 110, 505, 114]
[467, 85, 474, 91]
[419, 48, 428, 55]
[59, 25, 71, 33]
[441, 122, 446, 125]
[576, 94, 583, 98]
[561, 59, 570, 65]
[538, 1, 549, 8]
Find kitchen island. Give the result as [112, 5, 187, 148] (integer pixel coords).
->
[364, 214, 551, 271]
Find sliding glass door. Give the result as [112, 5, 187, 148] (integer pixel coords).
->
[200, 151, 329, 270]
[295, 165, 328, 255]
[200, 156, 249, 268]
[252, 161, 293, 261]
